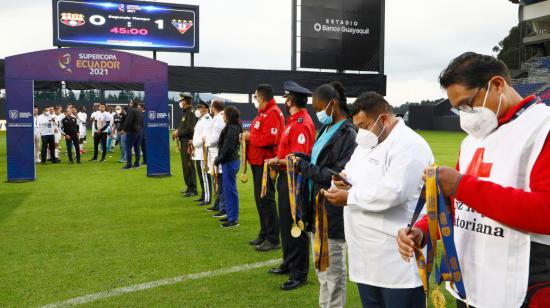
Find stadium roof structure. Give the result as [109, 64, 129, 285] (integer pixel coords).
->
[0, 59, 386, 97]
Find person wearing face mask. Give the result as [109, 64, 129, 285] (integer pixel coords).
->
[265, 81, 316, 291]
[60, 106, 81, 164]
[172, 93, 198, 197]
[323, 92, 434, 307]
[397, 52, 550, 308]
[38, 106, 58, 164]
[113, 105, 126, 163]
[205, 100, 226, 216]
[244, 84, 285, 251]
[34, 106, 41, 163]
[192, 100, 213, 206]
[295, 81, 356, 307]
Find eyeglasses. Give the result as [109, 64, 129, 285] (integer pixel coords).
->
[451, 87, 482, 114]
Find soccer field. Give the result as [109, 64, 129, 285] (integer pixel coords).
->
[0, 130, 465, 307]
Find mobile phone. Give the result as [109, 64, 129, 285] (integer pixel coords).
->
[327, 168, 352, 186]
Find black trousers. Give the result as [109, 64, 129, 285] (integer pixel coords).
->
[180, 140, 197, 193]
[40, 135, 56, 163]
[251, 164, 279, 245]
[195, 160, 212, 203]
[92, 132, 107, 160]
[277, 171, 309, 281]
[141, 133, 147, 163]
[65, 133, 80, 162]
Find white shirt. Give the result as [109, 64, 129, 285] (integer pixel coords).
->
[37, 114, 55, 136]
[192, 113, 213, 160]
[54, 113, 64, 135]
[77, 112, 88, 136]
[95, 111, 112, 133]
[90, 111, 100, 132]
[205, 111, 226, 170]
[342, 119, 434, 288]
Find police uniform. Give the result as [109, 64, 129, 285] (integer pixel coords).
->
[177, 93, 198, 196]
[272, 81, 316, 289]
[192, 100, 213, 205]
[248, 98, 285, 247]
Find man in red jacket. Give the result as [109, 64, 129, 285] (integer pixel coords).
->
[396, 52, 550, 308]
[244, 84, 285, 251]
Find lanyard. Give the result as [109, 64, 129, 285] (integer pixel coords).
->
[261, 161, 269, 198]
[240, 133, 248, 183]
[287, 155, 304, 238]
[409, 165, 468, 305]
[313, 191, 329, 272]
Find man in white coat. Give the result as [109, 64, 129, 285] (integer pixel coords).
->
[33, 106, 41, 163]
[192, 100, 213, 206]
[324, 92, 434, 308]
[205, 99, 226, 216]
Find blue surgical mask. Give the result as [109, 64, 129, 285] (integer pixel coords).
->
[316, 101, 333, 125]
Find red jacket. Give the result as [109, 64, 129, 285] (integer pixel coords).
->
[247, 99, 285, 166]
[276, 108, 316, 170]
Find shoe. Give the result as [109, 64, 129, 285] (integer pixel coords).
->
[206, 206, 218, 212]
[249, 238, 264, 246]
[221, 221, 239, 228]
[133, 165, 140, 169]
[218, 217, 228, 222]
[118, 160, 126, 163]
[41, 161, 47, 165]
[212, 211, 226, 218]
[52, 159, 61, 164]
[184, 192, 198, 197]
[198, 201, 211, 206]
[281, 279, 307, 291]
[194, 198, 204, 202]
[77, 161, 81, 164]
[181, 189, 189, 194]
[256, 241, 280, 252]
[99, 158, 106, 162]
[122, 165, 132, 170]
[69, 160, 74, 164]
[268, 267, 289, 275]
[89, 158, 97, 162]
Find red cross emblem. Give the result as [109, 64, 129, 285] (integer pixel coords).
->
[465, 148, 493, 178]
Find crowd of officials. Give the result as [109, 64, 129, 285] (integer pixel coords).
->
[34, 100, 148, 169]
[32, 52, 550, 308]
[176, 52, 550, 308]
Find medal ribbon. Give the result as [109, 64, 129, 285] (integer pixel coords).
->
[313, 191, 329, 272]
[202, 142, 209, 172]
[261, 161, 269, 198]
[240, 133, 248, 182]
[286, 156, 299, 231]
[408, 165, 467, 301]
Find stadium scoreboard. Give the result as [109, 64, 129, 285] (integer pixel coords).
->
[52, 0, 199, 52]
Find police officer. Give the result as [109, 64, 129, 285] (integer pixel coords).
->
[244, 84, 285, 251]
[266, 81, 316, 290]
[172, 93, 198, 197]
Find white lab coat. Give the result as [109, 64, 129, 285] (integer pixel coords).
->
[342, 119, 434, 288]
[192, 113, 213, 161]
[205, 111, 225, 173]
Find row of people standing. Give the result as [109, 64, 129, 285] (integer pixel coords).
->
[173, 94, 244, 228]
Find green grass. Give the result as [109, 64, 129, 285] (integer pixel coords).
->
[0, 130, 465, 307]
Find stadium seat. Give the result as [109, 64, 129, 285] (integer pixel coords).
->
[513, 83, 544, 97]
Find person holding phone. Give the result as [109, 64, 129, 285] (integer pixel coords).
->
[323, 92, 434, 308]
[295, 82, 357, 308]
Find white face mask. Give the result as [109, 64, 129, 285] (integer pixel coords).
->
[459, 82, 502, 139]
[355, 115, 385, 149]
[194, 110, 202, 118]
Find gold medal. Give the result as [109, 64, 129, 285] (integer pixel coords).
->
[291, 223, 301, 238]
[431, 288, 446, 308]
[240, 173, 248, 183]
[297, 220, 305, 231]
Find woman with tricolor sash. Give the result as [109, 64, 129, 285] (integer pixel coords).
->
[296, 82, 357, 308]
[397, 52, 550, 308]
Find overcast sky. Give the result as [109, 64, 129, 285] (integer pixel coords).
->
[0, 0, 519, 105]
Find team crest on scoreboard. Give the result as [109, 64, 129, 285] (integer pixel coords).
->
[60, 13, 85, 27]
[171, 19, 193, 35]
[148, 111, 157, 121]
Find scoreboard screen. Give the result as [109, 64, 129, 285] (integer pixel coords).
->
[52, 0, 199, 52]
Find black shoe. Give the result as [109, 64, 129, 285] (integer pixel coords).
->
[52, 159, 61, 164]
[198, 201, 210, 206]
[212, 211, 226, 218]
[41, 161, 47, 165]
[99, 158, 106, 162]
[77, 161, 81, 164]
[221, 221, 239, 228]
[184, 192, 198, 197]
[194, 198, 204, 202]
[218, 217, 228, 222]
[206, 206, 218, 212]
[89, 158, 97, 162]
[281, 279, 307, 291]
[122, 165, 132, 170]
[249, 238, 264, 246]
[268, 267, 289, 275]
[133, 165, 139, 169]
[256, 241, 280, 252]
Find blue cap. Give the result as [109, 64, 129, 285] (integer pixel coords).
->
[283, 81, 312, 97]
[196, 100, 210, 109]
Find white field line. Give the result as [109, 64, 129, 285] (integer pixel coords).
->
[40, 258, 281, 308]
